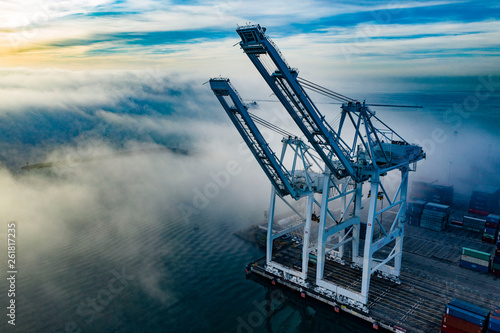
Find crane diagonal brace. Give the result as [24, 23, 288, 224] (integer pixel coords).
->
[209, 78, 298, 198]
[236, 24, 357, 181]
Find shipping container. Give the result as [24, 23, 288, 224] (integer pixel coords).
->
[487, 214, 500, 223]
[463, 216, 487, 226]
[451, 220, 463, 227]
[407, 200, 426, 213]
[460, 255, 490, 267]
[425, 202, 450, 212]
[483, 234, 496, 241]
[442, 313, 483, 333]
[489, 315, 500, 332]
[469, 186, 500, 215]
[441, 323, 471, 333]
[446, 304, 487, 327]
[485, 227, 498, 235]
[483, 236, 497, 244]
[486, 221, 500, 229]
[460, 260, 490, 273]
[463, 216, 487, 233]
[430, 184, 454, 205]
[448, 299, 490, 318]
[462, 248, 491, 262]
[469, 208, 490, 216]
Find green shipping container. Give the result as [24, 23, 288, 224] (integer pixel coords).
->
[462, 247, 491, 262]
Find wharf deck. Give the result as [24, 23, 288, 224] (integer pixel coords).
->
[246, 225, 500, 333]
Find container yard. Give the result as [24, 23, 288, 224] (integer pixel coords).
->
[238, 184, 500, 332]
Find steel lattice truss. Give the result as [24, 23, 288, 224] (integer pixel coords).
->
[210, 24, 425, 310]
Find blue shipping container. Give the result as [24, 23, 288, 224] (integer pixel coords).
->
[459, 259, 490, 273]
[425, 202, 449, 212]
[485, 227, 498, 235]
[487, 214, 500, 223]
[489, 316, 500, 331]
[446, 304, 486, 327]
[448, 298, 490, 318]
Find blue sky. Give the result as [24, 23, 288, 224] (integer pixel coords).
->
[1, 0, 499, 82]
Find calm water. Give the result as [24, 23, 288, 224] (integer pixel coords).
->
[1, 194, 376, 333]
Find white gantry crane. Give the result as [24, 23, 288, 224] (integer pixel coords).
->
[210, 24, 425, 310]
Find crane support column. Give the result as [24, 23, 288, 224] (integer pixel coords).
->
[301, 193, 315, 279]
[361, 173, 379, 303]
[394, 166, 409, 275]
[352, 182, 362, 262]
[339, 182, 347, 258]
[316, 172, 331, 282]
[266, 187, 277, 265]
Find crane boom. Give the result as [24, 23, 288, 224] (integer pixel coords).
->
[210, 78, 298, 198]
[236, 24, 357, 180]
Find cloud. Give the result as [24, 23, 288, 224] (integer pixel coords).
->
[1, 0, 499, 81]
[0, 68, 229, 169]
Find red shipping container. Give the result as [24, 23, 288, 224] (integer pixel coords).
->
[492, 269, 500, 277]
[442, 314, 483, 333]
[486, 221, 499, 229]
[469, 208, 490, 216]
[483, 237, 496, 244]
[441, 323, 468, 333]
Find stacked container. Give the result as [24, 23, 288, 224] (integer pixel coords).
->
[428, 184, 454, 206]
[410, 181, 454, 205]
[406, 200, 426, 226]
[410, 180, 430, 202]
[492, 241, 500, 277]
[463, 216, 487, 233]
[484, 215, 500, 243]
[469, 186, 500, 216]
[460, 248, 491, 273]
[489, 305, 500, 333]
[420, 202, 450, 231]
[441, 299, 489, 333]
